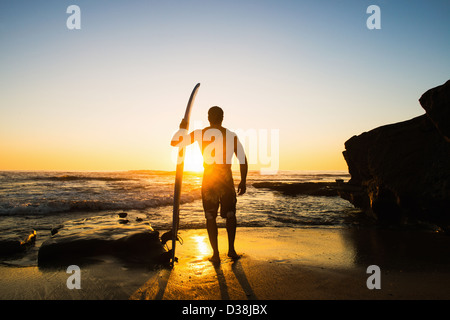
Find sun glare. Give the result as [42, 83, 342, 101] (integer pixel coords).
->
[184, 146, 204, 172]
[193, 235, 211, 259]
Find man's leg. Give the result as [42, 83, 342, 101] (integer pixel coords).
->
[226, 214, 238, 258]
[202, 181, 220, 263]
[206, 217, 220, 262]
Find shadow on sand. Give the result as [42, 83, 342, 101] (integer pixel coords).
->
[213, 258, 257, 300]
[131, 257, 258, 300]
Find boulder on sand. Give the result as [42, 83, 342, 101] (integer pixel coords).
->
[38, 220, 165, 267]
[0, 230, 37, 256]
[339, 80, 450, 229]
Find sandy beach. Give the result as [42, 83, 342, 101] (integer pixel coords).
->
[1, 3, 449, 319]
[1, 226, 450, 301]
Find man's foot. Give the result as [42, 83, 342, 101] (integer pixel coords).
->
[209, 254, 221, 264]
[227, 250, 241, 260]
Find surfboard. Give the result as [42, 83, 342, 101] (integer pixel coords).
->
[170, 83, 201, 266]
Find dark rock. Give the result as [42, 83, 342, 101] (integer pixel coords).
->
[38, 223, 164, 267]
[340, 80, 450, 227]
[337, 183, 368, 212]
[0, 230, 37, 256]
[51, 224, 64, 236]
[253, 182, 338, 196]
[419, 80, 450, 142]
[118, 212, 128, 218]
[0, 238, 22, 256]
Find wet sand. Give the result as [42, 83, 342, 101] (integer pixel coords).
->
[1, 227, 450, 300]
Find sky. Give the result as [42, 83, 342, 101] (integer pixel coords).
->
[1, 0, 449, 172]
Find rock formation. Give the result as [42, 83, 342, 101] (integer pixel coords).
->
[339, 80, 450, 229]
[253, 182, 339, 196]
[38, 217, 166, 267]
[0, 230, 36, 256]
[419, 80, 450, 142]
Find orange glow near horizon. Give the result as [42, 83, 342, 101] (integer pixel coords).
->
[0, 139, 349, 172]
[183, 146, 205, 173]
[1, 2, 448, 173]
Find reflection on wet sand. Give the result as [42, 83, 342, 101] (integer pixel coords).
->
[131, 229, 262, 300]
[130, 227, 450, 300]
[2, 227, 449, 300]
[339, 227, 450, 272]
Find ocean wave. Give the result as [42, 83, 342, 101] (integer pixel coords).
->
[31, 175, 134, 182]
[0, 170, 357, 229]
[0, 193, 201, 216]
[0, 172, 138, 182]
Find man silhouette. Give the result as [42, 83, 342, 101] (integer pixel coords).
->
[171, 106, 248, 263]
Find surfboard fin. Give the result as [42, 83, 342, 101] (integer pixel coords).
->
[161, 230, 172, 246]
[161, 229, 183, 246]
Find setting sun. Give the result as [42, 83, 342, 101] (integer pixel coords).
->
[1, 0, 449, 304]
[183, 145, 204, 173]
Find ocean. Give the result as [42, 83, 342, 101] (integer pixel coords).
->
[0, 170, 363, 238]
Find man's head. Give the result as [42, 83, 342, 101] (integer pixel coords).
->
[208, 106, 224, 126]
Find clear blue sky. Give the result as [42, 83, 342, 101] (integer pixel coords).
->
[1, 0, 449, 171]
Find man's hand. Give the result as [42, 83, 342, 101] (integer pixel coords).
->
[237, 180, 246, 195]
[179, 119, 187, 129]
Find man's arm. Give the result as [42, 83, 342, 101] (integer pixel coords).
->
[237, 156, 248, 195]
[234, 136, 247, 195]
[170, 119, 195, 147]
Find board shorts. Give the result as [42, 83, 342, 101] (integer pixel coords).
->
[201, 166, 237, 220]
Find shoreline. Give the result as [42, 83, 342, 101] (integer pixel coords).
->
[1, 226, 450, 300]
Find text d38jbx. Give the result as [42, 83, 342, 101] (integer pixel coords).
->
[182, 304, 267, 317]
[226, 304, 267, 316]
